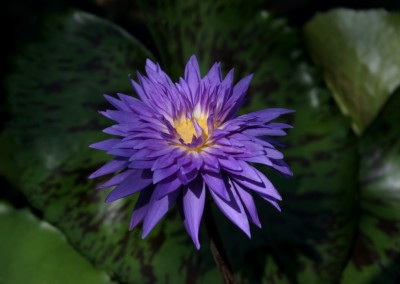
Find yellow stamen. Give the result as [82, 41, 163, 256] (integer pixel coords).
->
[174, 115, 208, 144]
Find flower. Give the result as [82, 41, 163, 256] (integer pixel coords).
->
[89, 55, 293, 249]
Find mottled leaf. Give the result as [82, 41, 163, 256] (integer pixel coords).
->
[304, 9, 400, 134]
[139, 1, 358, 282]
[3, 11, 218, 283]
[0, 201, 114, 284]
[341, 90, 400, 283]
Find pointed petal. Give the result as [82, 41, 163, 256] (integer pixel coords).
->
[223, 74, 253, 119]
[218, 157, 242, 172]
[153, 165, 179, 183]
[184, 55, 201, 101]
[89, 138, 121, 151]
[183, 178, 206, 249]
[231, 165, 281, 201]
[105, 170, 152, 202]
[142, 190, 180, 238]
[201, 171, 230, 201]
[209, 178, 250, 237]
[128, 160, 154, 169]
[203, 62, 222, 86]
[259, 194, 282, 212]
[227, 160, 262, 184]
[178, 167, 198, 185]
[89, 158, 128, 179]
[233, 181, 261, 227]
[242, 127, 287, 137]
[131, 73, 149, 104]
[271, 159, 293, 177]
[96, 169, 135, 189]
[153, 175, 182, 200]
[104, 94, 130, 111]
[130, 188, 154, 230]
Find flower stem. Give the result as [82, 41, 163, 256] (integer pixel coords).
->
[204, 202, 236, 284]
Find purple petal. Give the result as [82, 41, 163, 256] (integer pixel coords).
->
[242, 127, 287, 137]
[240, 155, 273, 167]
[105, 170, 152, 202]
[222, 74, 253, 119]
[178, 167, 198, 185]
[151, 152, 177, 171]
[130, 188, 154, 230]
[142, 190, 180, 238]
[128, 160, 155, 169]
[106, 110, 137, 124]
[233, 181, 261, 227]
[145, 58, 158, 71]
[219, 69, 234, 99]
[103, 126, 126, 137]
[90, 138, 121, 151]
[153, 175, 182, 200]
[265, 148, 284, 159]
[231, 165, 281, 200]
[201, 171, 230, 201]
[218, 157, 242, 172]
[153, 165, 179, 183]
[271, 159, 293, 177]
[96, 169, 135, 189]
[203, 62, 222, 87]
[200, 152, 220, 169]
[131, 73, 150, 104]
[146, 147, 176, 158]
[128, 149, 152, 161]
[216, 145, 244, 155]
[178, 77, 193, 104]
[118, 93, 154, 117]
[89, 158, 128, 179]
[151, 148, 185, 170]
[267, 122, 293, 129]
[237, 108, 294, 123]
[183, 177, 206, 249]
[107, 148, 136, 158]
[184, 55, 201, 101]
[192, 152, 204, 170]
[209, 178, 250, 237]
[104, 94, 130, 111]
[226, 160, 262, 183]
[193, 118, 203, 137]
[259, 194, 282, 212]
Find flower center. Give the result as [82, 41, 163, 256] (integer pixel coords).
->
[174, 116, 209, 144]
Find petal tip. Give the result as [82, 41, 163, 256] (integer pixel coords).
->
[141, 230, 150, 239]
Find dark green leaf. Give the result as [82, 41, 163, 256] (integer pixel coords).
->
[0, 201, 114, 284]
[3, 11, 218, 283]
[342, 90, 400, 283]
[139, 1, 358, 282]
[304, 9, 400, 134]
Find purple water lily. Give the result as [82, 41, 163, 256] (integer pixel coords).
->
[89, 55, 293, 249]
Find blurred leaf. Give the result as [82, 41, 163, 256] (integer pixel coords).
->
[304, 9, 400, 134]
[341, 90, 400, 283]
[139, 1, 358, 282]
[0, 201, 114, 284]
[3, 11, 220, 283]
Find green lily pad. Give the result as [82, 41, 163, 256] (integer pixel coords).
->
[0, 201, 114, 284]
[3, 11, 219, 283]
[304, 9, 400, 134]
[139, 1, 358, 282]
[341, 90, 400, 283]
